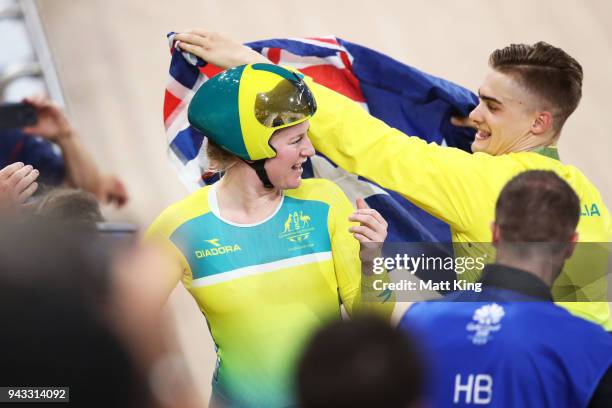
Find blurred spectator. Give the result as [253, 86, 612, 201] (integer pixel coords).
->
[400, 170, 612, 407]
[0, 96, 128, 207]
[0, 219, 140, 406]
[33, 187, 103, 230]
[32, 188, 140, 258]
[297, 317, 425, 408]
[0, 284, 140, 407]
[0, 218, 200, 407]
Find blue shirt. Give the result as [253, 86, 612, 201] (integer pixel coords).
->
[399, 264, 612, 407]
[0, 129, 65, 186]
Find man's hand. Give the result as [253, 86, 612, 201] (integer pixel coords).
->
[450, 115, 478, 129]
[349, 198, 387, 265]
[0, 162, 39, 211]
[21, 96, 73, 142]
[174, 29, 269, 69]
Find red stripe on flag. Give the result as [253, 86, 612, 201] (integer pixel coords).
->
[199, 63, 224, 78]
[339, 51, 352, 70]
[163, 90, 182, 123]
[337, 52, 362, 97]
[299, 65, 365, 103]
[268, 48, 281, 64]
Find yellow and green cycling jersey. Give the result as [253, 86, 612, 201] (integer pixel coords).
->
[304, 77, 612, 329]
[146, 178, 390, 407]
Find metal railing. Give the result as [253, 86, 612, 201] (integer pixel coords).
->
[0, 0, 64, 105]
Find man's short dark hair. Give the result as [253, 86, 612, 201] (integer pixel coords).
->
[495, 170, 580, 242]
[34, 188, 104, 226]
[297, 317, 425, 408]
[489, 42, 583, 133]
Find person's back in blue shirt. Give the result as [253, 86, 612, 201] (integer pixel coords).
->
[400, 264, 612, 408]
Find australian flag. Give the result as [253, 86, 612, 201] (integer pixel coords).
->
[163, 34, 478, 243]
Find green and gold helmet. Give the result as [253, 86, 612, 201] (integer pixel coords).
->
[188, 63, 317, 161]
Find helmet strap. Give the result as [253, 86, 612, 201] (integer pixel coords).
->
[244, 159, 274, 189]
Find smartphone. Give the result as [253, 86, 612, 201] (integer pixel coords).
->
[0, 102, 38, 131]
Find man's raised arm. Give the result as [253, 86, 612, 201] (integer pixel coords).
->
[173, 30, 502, 232]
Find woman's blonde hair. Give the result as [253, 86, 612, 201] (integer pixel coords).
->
[206, 139, 240, 172]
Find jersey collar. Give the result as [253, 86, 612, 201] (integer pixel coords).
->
[479, 264, 553, 301]
[531, 146, 560, 161]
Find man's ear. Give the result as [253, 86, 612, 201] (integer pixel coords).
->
[531, 111, 553, 135]
[564, 231, 579, 260]
[491, 222, 501, 247]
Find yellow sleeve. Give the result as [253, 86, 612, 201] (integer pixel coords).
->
[306, 78, 508, 232]
[325, 180, 394, 320]
[143, 208, 192, 295]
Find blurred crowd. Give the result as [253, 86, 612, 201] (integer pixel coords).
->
[0, 96, 127, 210]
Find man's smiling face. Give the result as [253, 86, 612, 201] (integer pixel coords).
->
[469, 70, 540, 155]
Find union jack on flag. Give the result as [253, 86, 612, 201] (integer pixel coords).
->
[163, 34, 478, 243]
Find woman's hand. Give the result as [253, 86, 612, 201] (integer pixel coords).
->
[348, 197, 387, 265]
[174, 29, 269, 69]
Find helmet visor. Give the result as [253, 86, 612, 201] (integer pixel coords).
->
[254, 76, 316, 128]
